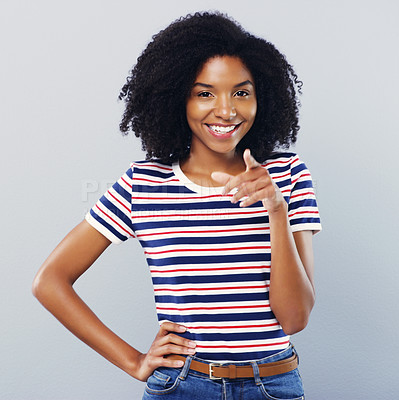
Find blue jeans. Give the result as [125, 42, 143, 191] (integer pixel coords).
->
[142, 345, 304, 400]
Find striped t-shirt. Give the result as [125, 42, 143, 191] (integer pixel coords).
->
[85, 152, 321, 362]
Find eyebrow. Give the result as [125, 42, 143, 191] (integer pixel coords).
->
[192, 80, 254, 89]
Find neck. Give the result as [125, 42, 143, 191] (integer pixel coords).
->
[180, 147, 245, 187]
[184, 151, 241, 172]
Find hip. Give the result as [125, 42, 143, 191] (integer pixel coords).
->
[142, 344, 304, 400]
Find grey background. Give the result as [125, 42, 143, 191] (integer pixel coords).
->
[1, 0, 398, 399]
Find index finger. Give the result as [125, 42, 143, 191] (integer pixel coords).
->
[243, 149, 260, 171]
[221, 149, 259, 194]
[159, 322, 187, 335]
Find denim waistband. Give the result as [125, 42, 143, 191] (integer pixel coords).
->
[178, 343, 297, 380]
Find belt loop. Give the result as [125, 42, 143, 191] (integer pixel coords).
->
[251, 361, 262, 385]
[291, 343, 299, 365]
[179, 356, 193, 380]
[295, 349, 299, 366]
[228, 364, 237, 379]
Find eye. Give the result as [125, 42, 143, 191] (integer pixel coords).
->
[197, 91, 213, 98]
[234, 90, 249, 97]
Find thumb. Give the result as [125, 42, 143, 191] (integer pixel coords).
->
[243, 149, 259, 171]
[211, 171, 233, 185]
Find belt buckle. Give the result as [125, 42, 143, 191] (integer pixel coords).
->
[209, 362, 223, 380]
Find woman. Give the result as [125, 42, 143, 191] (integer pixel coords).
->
[33, 11, 321, 399]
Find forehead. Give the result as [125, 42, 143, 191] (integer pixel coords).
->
[194, 56, 254, 84]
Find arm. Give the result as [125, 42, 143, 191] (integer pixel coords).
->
[267, 213, 315, 334]
[32, 219, 196, 381]
[212, 149, 315, 334]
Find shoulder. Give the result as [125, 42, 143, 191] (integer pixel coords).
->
[131, 159, 172, 169]
[261, 152, 300, 169]
[130, 159, 174, 179]
[261, 152, 314, 184]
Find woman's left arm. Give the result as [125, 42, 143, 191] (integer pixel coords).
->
[267, 212, 315, 334]
[212, 149, 316, 335]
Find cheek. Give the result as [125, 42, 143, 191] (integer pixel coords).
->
[186, 101, 202, 123]
[246, 101, 257, 125]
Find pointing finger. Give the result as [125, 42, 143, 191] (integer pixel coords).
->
[243, 149, 259, 171]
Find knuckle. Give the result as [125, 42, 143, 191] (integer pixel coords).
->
[169, 333, 181, 342]
[146, 357, 158, 369]
[151, 359, 162, 369]
[161, 359, 172, 368]
[164, 335, 173, 344]
[246, 195, 257, 204]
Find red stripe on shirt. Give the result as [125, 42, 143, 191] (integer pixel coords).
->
[134, 163, 173, 171]
[150, 265, 269, 274]
[108, 191, 130, 212]
[264, 156, 298, 168]
[154, 285, 269, 292]
[270, 171, 291, 180]
[145, 245, 270, 255]
[291, 173, 311, 186]
[138, 226, 269, 238]
[133, 177, 179, 184]
[133, 209, 267, 219]
[132, 194, 227, 201]
[120, 176, 132, 189]
[195, 340, 290, 349]
[289, 210, 319, 218]
[185, 322, 279, 330]
[95, 204, 132, 236]
[289, 191, 314, 200]
[156, 304, 269, 311]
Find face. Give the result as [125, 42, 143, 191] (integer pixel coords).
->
[186, 56, 257, 157]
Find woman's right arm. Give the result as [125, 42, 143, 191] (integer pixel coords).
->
[32, 219, 196, 381]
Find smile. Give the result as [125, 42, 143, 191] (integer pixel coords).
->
[206, 123, 242, 138]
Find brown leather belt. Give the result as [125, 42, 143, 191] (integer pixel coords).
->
[167, 353, 298, 380]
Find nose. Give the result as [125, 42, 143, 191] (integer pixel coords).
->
[213, 95, 237, 120]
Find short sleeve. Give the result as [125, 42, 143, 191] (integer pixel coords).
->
[288, 156, 322, 234]
[85, 164, 136, 244]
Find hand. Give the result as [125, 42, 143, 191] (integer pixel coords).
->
[134, 322, 196, 381]
[211, 149, 287, 213]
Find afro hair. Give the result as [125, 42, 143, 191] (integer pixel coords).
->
[119, 11, 302, 163]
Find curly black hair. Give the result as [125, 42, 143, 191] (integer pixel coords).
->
[119, 11, 302, 163]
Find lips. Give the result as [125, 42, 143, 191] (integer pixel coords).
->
[205, 123, 242, 139]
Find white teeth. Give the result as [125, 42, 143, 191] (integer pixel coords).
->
[209, 125, 237, 133]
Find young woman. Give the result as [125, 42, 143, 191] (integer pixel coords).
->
[33, 12, 321, 399]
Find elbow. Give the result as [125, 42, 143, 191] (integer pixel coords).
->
[280, 315, 309, 335]
[32, 266, 73, 309]
[32, 268, 58, 305]
[277, 302, 314, 335]
[32, 271, 46, 302]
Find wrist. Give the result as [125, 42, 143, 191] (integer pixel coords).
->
[121, 348, 145, 379]
[267, 201, 288, 219]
